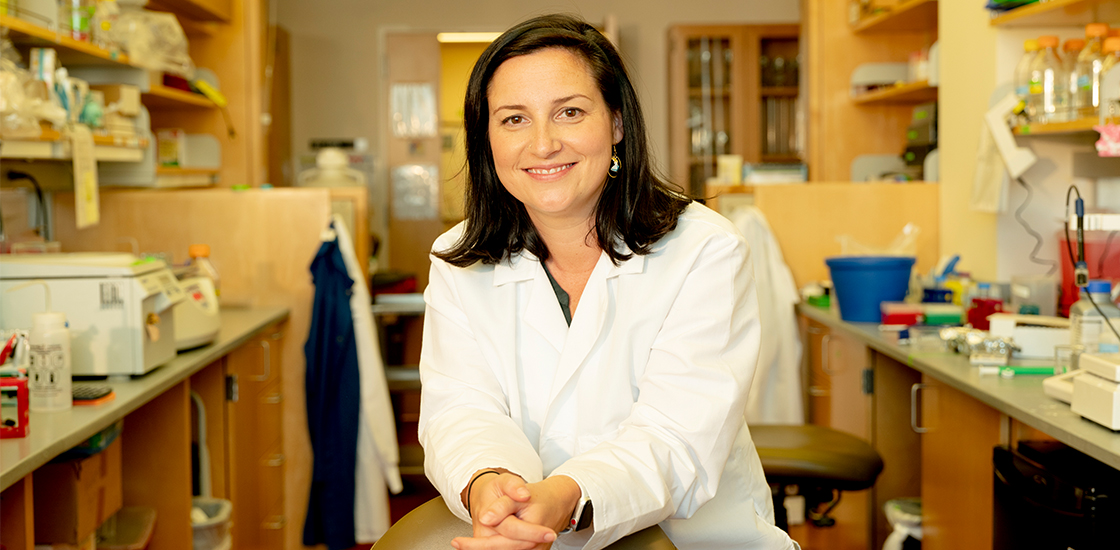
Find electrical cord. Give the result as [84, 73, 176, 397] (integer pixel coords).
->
[1014, 176, 1059, 275]
[1064, 184, 1120, 345]
[5, 171, 48, 237]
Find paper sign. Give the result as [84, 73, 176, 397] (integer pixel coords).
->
[71, 124, 100, 228]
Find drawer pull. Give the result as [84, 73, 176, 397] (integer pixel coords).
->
[821, 334, 838, 376]
[262, 516, 286, 530]
[254, 340, 271, 381]
[262, 393, 282, 404]
[265, 453, 286, 467]
[911, 383, 930, 434]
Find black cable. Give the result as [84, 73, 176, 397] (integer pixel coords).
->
[1014, 176, 1059, 275]
[1064, 185, 1081, 269]
[1083, 289, 1120, 345]
[5, 171, 47, 237]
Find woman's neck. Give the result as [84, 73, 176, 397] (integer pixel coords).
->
[533, 214, 601, 314]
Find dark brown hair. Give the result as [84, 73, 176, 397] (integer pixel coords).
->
[435, 13, 690, 267]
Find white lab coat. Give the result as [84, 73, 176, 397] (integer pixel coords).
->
[418, 204, 796, 550]
[728, 206, 804, 425]
[329, 214, 404, 542]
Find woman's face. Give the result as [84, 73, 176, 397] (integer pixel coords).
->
[487, 47, 623, 226]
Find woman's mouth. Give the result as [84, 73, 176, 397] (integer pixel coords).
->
[526, 163, 575, 175]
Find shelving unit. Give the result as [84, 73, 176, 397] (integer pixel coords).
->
[852, 0, 938, 34]
[142, 85, 215, 109]
[0, 14, 129, 65]
[989, 0, 1120, 27]
[1013, 116, 1120, 136]
[852, 80, 938, 105]
[0, 127, 148, 162]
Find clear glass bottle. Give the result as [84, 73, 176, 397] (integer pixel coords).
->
[1063, 38, 1086, 119]
[1075, 23, 1110, 118]
[1015, 39, 1041, 119]
[1029, 35, 1068, 123]
[1070, 280, 1120, 353]
[1100, 37, 1120, 82]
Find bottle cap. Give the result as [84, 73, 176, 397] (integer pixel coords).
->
[978, 282, 991, 289]
[1037, 35, 1059, 48]
[1063, 38, 1086, 52]
[1087, 280, 1112, 293]
[1104, 37, 1120, 54]
[1024, 39, 1039, 51]
[189, 244, 211, 258]
[1086, 23, 1110, 38]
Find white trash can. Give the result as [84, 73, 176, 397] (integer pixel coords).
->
[882, 497, 921, 550]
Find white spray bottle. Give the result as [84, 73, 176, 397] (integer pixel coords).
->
[6, 280, 71, 411]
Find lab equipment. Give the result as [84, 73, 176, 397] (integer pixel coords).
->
[881, 302, 922, 325]
[1071, 353, 1120, 430]
[0, 253, 184, 376]
[987, 313, 1070, 359]
[826, 256, 916, 323]
[0, 378, 29, 439]
[1069, 280, 1120, 353]
[921, 303, 962, 326]
[6, 280, 72, 411]
[984, 92, 1037, 179]
[966, 282, 1003, 331]
[172, 244, 221, 351]
[1009, 274, 1058, 316]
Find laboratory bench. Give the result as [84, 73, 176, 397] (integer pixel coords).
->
[1, 306, 289, 550]
[797, 302, 1120, 550]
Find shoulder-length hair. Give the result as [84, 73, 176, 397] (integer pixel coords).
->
[435, 13, 690, 267]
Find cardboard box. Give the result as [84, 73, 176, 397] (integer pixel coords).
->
[33, 436, 123, 544]
[90, 85, 141, 117]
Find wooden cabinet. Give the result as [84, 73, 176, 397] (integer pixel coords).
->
[803, 0, 937, 181]
[668, 24, 799, 197]
[917, 373, 1003, 550]
[226, 328, 286, 550]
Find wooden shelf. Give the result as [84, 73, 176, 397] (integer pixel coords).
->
[852, 80, 938, 104]
[761, 154, 804, 163]
[1012, 116, 1119, 135]
[852, 0, 938, 34]
[142, 85, 216, 109]
[688, 86, 732, 98]
[0, 15, 130, 66]
[761, 86, 800, 97]
[989, 0, 1120, 27]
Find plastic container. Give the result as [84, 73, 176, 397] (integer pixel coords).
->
[1070, 280, 1120, 353]
[1015, 38, 1041, 118]
[191, 497, 232, 550]
[1075, 23, 1110, 117]
[881, 302, 923, 325]
[922, 303, 963, 326]
[97, 506, 157, 550]
[186, 244, 220, 297]
[1028, 35, 1068, 123]
[826, 256, 916, 323]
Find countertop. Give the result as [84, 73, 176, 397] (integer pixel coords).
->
[799, 303, 1120, 470]
[0, 306, 289, 491]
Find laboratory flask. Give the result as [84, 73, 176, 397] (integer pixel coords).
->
[1028, 36, 1068, 123]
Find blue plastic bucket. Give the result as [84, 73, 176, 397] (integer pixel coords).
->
[826, 256, 916, 323]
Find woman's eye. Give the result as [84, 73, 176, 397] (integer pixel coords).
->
[561, 108, 583, 118]
[503, 115, 524, 125]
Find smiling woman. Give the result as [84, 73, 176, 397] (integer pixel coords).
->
[416, 13, 798, 550]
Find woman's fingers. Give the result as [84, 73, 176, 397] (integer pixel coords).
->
[450, 534, 540, 550]
[491, 514, 557, 544]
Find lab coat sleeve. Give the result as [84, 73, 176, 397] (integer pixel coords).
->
[418, 253, 545, 523]
[550, 228, 761, 549]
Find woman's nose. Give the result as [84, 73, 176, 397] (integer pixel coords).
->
[531, 123, 561, 157]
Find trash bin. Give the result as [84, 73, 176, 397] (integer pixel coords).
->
[882, 498, 921, 550]
[191, 497, 232, 550]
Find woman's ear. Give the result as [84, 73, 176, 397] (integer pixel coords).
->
[612, 111, 624, 144]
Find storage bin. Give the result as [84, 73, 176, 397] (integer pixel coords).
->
[826, 256, 916, 323]
[97, 507, 157, 550]
[191, 498, 232, 550]
[33, 435, 123, 544]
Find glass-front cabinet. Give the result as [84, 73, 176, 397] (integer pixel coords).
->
[668, 24, 800, 197]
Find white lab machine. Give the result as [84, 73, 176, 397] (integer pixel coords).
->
[0, 253, 184, 376]
[988, 313, 1071, 359]
[173, 275, 220, 351]
[1069, 354, 1120, 430]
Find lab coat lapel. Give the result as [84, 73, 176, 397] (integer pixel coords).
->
[525, 270, 568, 353]
[545, 252, 645, 406]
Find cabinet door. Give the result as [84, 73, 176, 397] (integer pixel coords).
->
[804, 320, 832, 425]
[919, 373, 1002, 550]
[870, 352, 922, 549]
[226, 329, 286, 550]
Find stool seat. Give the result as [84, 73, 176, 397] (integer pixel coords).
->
[373, 496, 677, 549]
[752, 424, 884, 491]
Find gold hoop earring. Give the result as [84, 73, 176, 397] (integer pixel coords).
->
[609, 145, 621, 178]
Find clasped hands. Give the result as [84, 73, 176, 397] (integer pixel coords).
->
[452, 470, 582, 550]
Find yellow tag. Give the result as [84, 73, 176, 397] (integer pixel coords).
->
[193, 80, 228, 108]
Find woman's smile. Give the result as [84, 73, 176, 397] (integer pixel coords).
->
[525, 162, 576, 177]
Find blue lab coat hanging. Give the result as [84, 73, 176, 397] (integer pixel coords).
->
[303, 229, 361, 550]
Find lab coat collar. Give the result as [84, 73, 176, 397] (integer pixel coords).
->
[492, 243, 646, 286]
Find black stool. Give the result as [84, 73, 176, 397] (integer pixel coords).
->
[752, 424, 884, 531]
[372, 496, 677, 549]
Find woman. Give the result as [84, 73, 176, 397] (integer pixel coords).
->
[418, 14, 796, 550]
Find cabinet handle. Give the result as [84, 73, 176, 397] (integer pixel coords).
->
[821, 334, 838, 376]
[808, 386, 829, 397]
[807, 326, 822, 335]
[261, 393, 282, 404]
[254, 340, 271, 381]
[265, 453, 286, 467]
[262, 516, 286, 530]
[911, 383, 929, 433]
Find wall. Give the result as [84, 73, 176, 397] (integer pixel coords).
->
[278, 0, 800, 270]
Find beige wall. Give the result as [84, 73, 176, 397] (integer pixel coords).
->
[937, 0, 1000, 280]
[278, 0, 800, 178]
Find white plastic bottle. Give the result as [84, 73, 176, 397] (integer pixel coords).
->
[187, 244, 220, 297]
[297, 148, 367, 188]
[1070, 280, 1120, 353]
[29, 309, 72, 411]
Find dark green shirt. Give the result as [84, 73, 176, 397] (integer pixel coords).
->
[541, 263, 572, 326]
